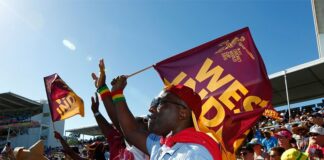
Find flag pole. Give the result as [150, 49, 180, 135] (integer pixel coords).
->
[126, 65, 154, 78]
[283, 70, 291, 122]
[52, 121, 57, 132]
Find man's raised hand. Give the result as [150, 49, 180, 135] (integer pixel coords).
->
[91, 93, 99, 113]
[92, 59, 106, 88]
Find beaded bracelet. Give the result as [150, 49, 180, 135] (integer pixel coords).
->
[111, 90, 126, 104]
[97, 84, 111, 99]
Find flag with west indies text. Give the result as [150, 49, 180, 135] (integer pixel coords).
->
[153, 27, 272, 159]
[44, 73, 84, 122]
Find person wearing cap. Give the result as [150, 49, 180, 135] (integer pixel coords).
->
[291, 125, 309, 151]
[274, 128, 293, 150]
[91, 59, 150, 160]
[306, 125, 324, 159]
[110, 75, 221, 160]
[249, 138, 269, 160]
[262, 131, 278, 153]
[281, 148, 309, 160]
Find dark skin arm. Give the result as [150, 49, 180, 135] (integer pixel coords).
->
[91, 93, 116, 139]
[92, 59, 121, 132]
[54, 131, 87, 160]
[111, 75, 149, 154]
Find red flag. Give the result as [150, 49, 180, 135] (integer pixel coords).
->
[44, 73, 84, 122]
[153, 27, 272, 159]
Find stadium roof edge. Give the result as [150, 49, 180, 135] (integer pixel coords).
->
[269, 58, 324, 107]
[4, 92, 42, 106]
[0, 92, 42, 116]
[269, 58, 324, 79]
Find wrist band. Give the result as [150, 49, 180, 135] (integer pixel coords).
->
[97, 84, 110, 99]
[94, 112, 101, 117]
[111, 90, 126, 104]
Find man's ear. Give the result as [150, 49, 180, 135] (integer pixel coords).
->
[178, 108, 191, 120]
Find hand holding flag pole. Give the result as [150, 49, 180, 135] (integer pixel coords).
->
[97, 28, 271, 160]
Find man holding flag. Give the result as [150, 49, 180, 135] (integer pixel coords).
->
[101, 27, 271, 159]
[110, 75, 222, 159]
[153, 27, 272, 159]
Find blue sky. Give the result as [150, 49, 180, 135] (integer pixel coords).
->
[0, 0, 319, 131]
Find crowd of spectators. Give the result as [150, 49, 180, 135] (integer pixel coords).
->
[44, 136, 108, 160]
[1, 105, 323, 160]
[237, 106, 324, 160]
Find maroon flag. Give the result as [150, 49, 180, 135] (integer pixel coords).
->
[44, 73, 84, 122]
[153, 27, 272, 159]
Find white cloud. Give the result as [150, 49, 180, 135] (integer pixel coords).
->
[62, 39, 76, 51]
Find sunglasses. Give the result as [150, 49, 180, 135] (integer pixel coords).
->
[158, 100, 188, 108]
[309, 133, 320, 137]
[240, 152, 248, 156]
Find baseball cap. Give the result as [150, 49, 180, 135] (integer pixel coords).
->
[274, 129, 292, 139]
[308, 125, 324, 136]
[164, 84, 202, 119]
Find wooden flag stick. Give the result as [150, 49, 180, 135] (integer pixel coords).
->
[126, 65, 154, 78]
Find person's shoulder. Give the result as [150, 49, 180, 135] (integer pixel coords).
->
[177, 143, 210, 154]
[176, 143, 213, 159]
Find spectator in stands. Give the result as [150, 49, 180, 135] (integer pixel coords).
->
[291, 125, 309, 151]
[300, 115, 308, 122]
[308, 112, 324, 127]
[239, 144, 254, 160]
[274, 128, 293, 150]
[249, 138, 269, 159]
[306, 125, 324, 159]
[262, 131, 277, 152]
[290, 137, 298, 149]
[54, 131, 106, 160]
[253, 126, 264, 144]
[1, 142, 14, 160]
[91, 59, 150, 160]
[111, 75, 221, 159]
[269, 147, 285, 160]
